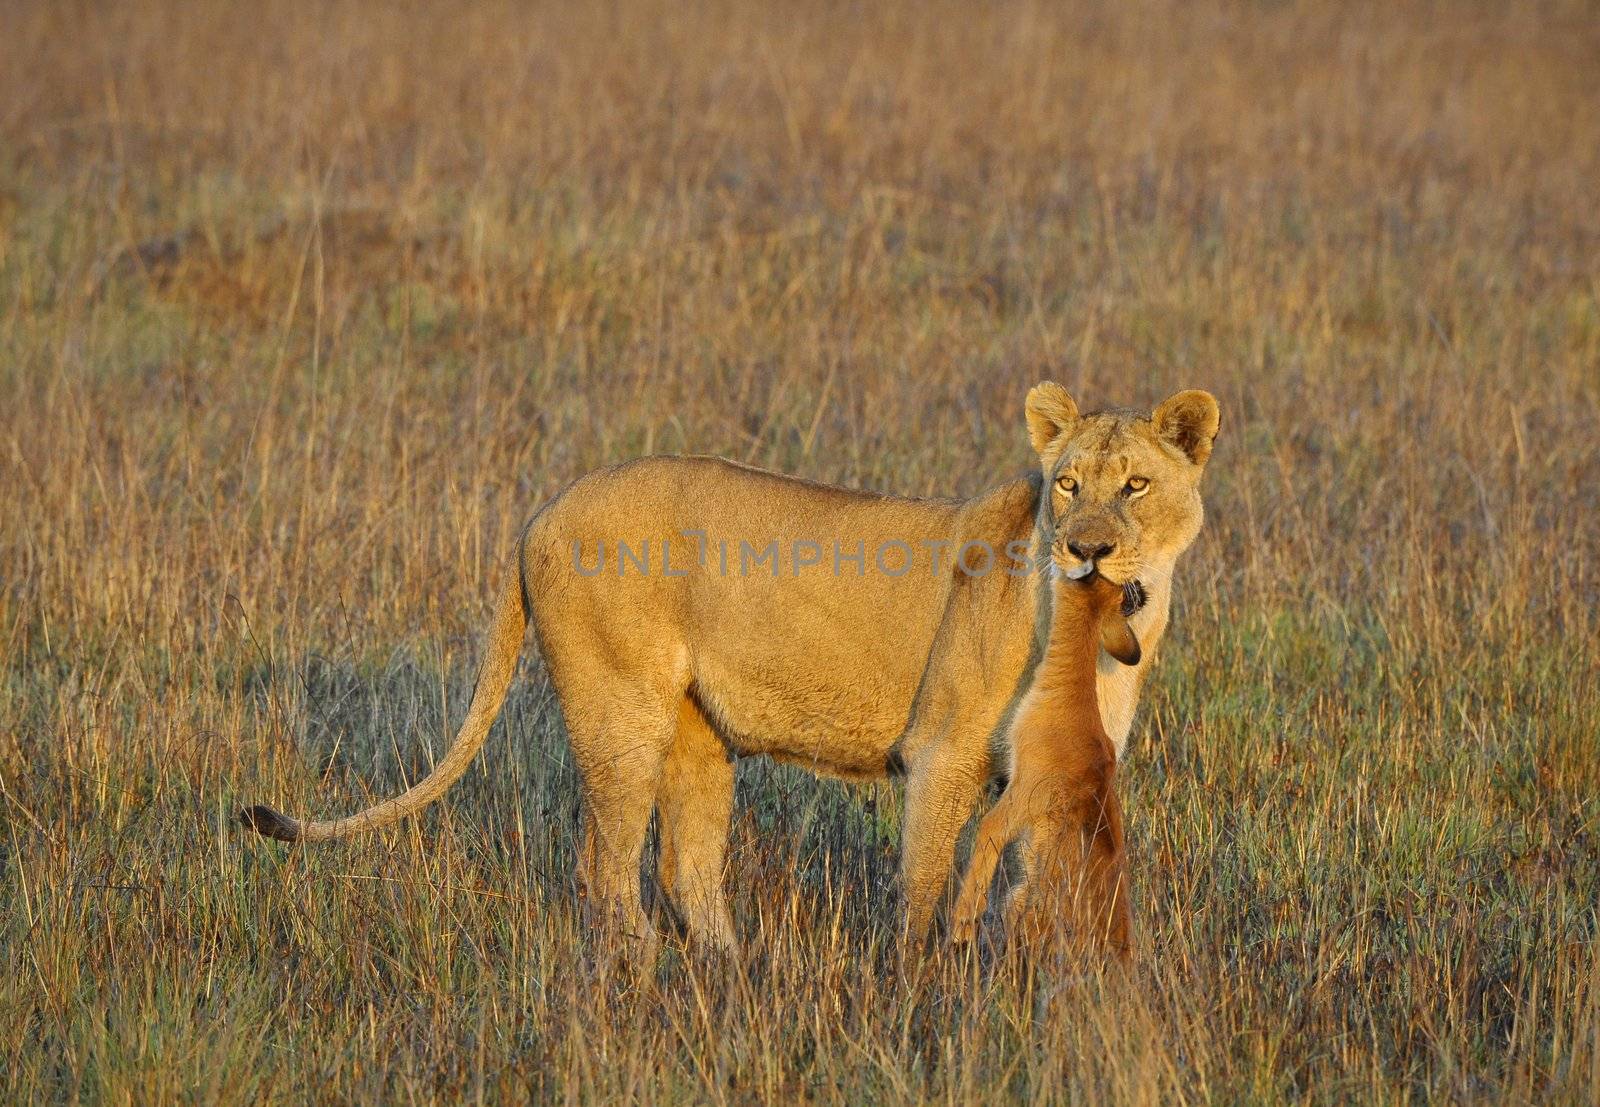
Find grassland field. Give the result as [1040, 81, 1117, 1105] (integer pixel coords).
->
[1, 0, 1597, 1102]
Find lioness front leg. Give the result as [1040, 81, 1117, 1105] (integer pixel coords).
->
[900, 740, 988, 945]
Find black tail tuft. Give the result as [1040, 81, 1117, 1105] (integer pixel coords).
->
[239, 805, 300, 842]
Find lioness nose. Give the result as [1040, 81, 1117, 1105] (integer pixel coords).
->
[1067, 540, 1115, 562]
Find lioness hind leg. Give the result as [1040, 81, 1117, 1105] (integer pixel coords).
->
[567, 682, 678, 958]
[656, 695, 738, 952]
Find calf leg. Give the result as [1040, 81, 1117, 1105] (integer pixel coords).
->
[951, 794, 1023, 944]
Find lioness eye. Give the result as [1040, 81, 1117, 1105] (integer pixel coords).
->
[1124, 476, 1150, 496]
[1055, 475, 1077, 496]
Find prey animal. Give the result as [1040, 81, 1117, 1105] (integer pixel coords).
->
[951, 570, 1140, 960]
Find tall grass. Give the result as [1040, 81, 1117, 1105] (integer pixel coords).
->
[2, 0, 1597, 1101]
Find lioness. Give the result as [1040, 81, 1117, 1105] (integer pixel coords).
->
[243, 384, 1219, 953]
[951, 571, 1138, 960]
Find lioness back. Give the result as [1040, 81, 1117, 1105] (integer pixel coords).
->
[523, 456, 988, 778]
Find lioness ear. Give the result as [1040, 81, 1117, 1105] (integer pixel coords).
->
[1152, 389, 1220, 467]
[1025, 382, 1080, 457]
[1100, 616, 1141, 667]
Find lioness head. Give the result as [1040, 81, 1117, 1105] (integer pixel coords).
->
[1026, 382, 1220, 588]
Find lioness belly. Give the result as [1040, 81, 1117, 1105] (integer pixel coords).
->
[685, 596, 942, 777]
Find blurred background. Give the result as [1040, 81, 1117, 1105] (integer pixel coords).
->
[2, 1, 1597, 1101]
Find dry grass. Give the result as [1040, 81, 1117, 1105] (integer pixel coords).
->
[2, 0, 1598, 1101]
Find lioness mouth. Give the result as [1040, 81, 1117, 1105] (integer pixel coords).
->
[1060, 560, 1147, 617]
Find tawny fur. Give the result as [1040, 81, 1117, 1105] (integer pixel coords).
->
[950, 572, 1137, 960]
[241, 385, 1218, 954]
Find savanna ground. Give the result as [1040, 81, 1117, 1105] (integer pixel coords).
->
[2, 0, 1598, 1101]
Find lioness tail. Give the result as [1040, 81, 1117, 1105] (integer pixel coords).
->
[239, 551, 529, 843]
